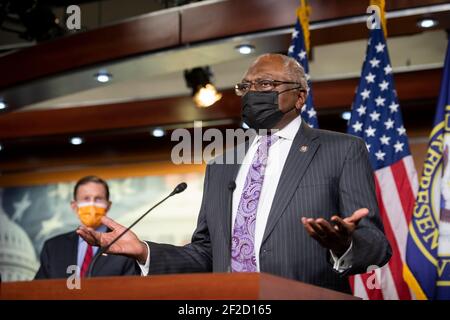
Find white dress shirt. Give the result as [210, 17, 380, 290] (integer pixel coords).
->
[139, 116, 352, 275]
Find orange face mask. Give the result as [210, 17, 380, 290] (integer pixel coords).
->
[77, 202, 107, 228]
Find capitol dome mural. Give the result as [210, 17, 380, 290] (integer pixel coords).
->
[0, 193, 39, 282]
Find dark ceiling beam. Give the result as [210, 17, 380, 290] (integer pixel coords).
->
[0, 67, 441, 140]
[309, 10, 450, 48]
[1, 0, 448, 90]
[0, 10, 180, 89]
[0, 94, 241, 139]
[180, 0, 450, 43]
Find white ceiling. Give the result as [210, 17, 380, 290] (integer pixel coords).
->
[19, 29, 446, 112]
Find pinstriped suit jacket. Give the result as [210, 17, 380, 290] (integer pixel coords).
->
[147, 121, 392, 293]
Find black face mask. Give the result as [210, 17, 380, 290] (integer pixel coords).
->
[241, 90, 296, 130]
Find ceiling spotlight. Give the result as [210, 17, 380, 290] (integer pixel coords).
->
[184, 67, 222, 108]
[0, 101, 6, 110]
[193, 84, 222, 108]
[70, 137, 84, 145]
[95, 71, 112, 83]
[152, 128, 165, 138]
[0, 143, 3, 151]
[417, 18, 438, 29]
[341, 111, 352, 121]
[235, 44, 255, 55]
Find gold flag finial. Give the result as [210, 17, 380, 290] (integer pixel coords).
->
[370, 0, 387, 37]
[297, 0, 311, 54]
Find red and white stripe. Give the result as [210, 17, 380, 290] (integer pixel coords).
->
[351, 155, 418, 300]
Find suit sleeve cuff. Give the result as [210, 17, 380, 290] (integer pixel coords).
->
[330, 241, 353, 273]
[137, 241, 150, 276]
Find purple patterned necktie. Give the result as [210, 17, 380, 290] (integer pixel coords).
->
[231, 134, 279, 272]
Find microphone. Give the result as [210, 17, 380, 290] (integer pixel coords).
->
[87, 182, 188, 277]
[170, 182, 187, 196]
[227, 181, 236, 273]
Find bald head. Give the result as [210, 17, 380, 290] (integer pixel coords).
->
[246, 53, 309, 93]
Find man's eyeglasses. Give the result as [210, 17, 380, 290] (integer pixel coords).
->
[234, 79, 303, 96]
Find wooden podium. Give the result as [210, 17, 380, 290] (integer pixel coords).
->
[0, 273, 358, 300]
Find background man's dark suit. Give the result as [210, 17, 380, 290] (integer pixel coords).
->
[35, 230, 138, 279]
[146, 123, 392, 293]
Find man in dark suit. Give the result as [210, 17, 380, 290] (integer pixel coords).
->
[78, 54, 391, 293]
[35, 176, 137, 279]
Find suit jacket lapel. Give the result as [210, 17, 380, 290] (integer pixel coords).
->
[261, 122, 320, 246]
[66, 231, 78, 267]
[91, 249, 108, 276]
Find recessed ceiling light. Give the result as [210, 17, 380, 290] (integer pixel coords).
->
[70, 137, 84, 145]
[341, 111, 352, 121]
[0, 101, 6, 110]
[0, 143, 3, 151]
[417, 18, 438, 29]
[184, 67, 222, 108]
[95, 71, 112, 83]
[235, 44, 255, 55]
[152, 128, 165, 137]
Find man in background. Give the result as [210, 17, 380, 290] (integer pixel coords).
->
[35, 175, 137, 279]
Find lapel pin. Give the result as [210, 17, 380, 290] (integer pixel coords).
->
[300, 145, 308, 152]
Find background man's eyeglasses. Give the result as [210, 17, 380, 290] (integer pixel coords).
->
[235, 79, 302, 96]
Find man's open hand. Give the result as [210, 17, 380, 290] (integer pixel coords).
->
[76, 216, 148, 264]
[301, 208, 369, 256]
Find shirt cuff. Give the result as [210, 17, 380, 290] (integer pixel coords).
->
[137, 241, 150, 276]
[330, 241, 353, 273]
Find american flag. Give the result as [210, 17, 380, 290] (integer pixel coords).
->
[288, 5, 318, 128]
[347, 27, 418, 299]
